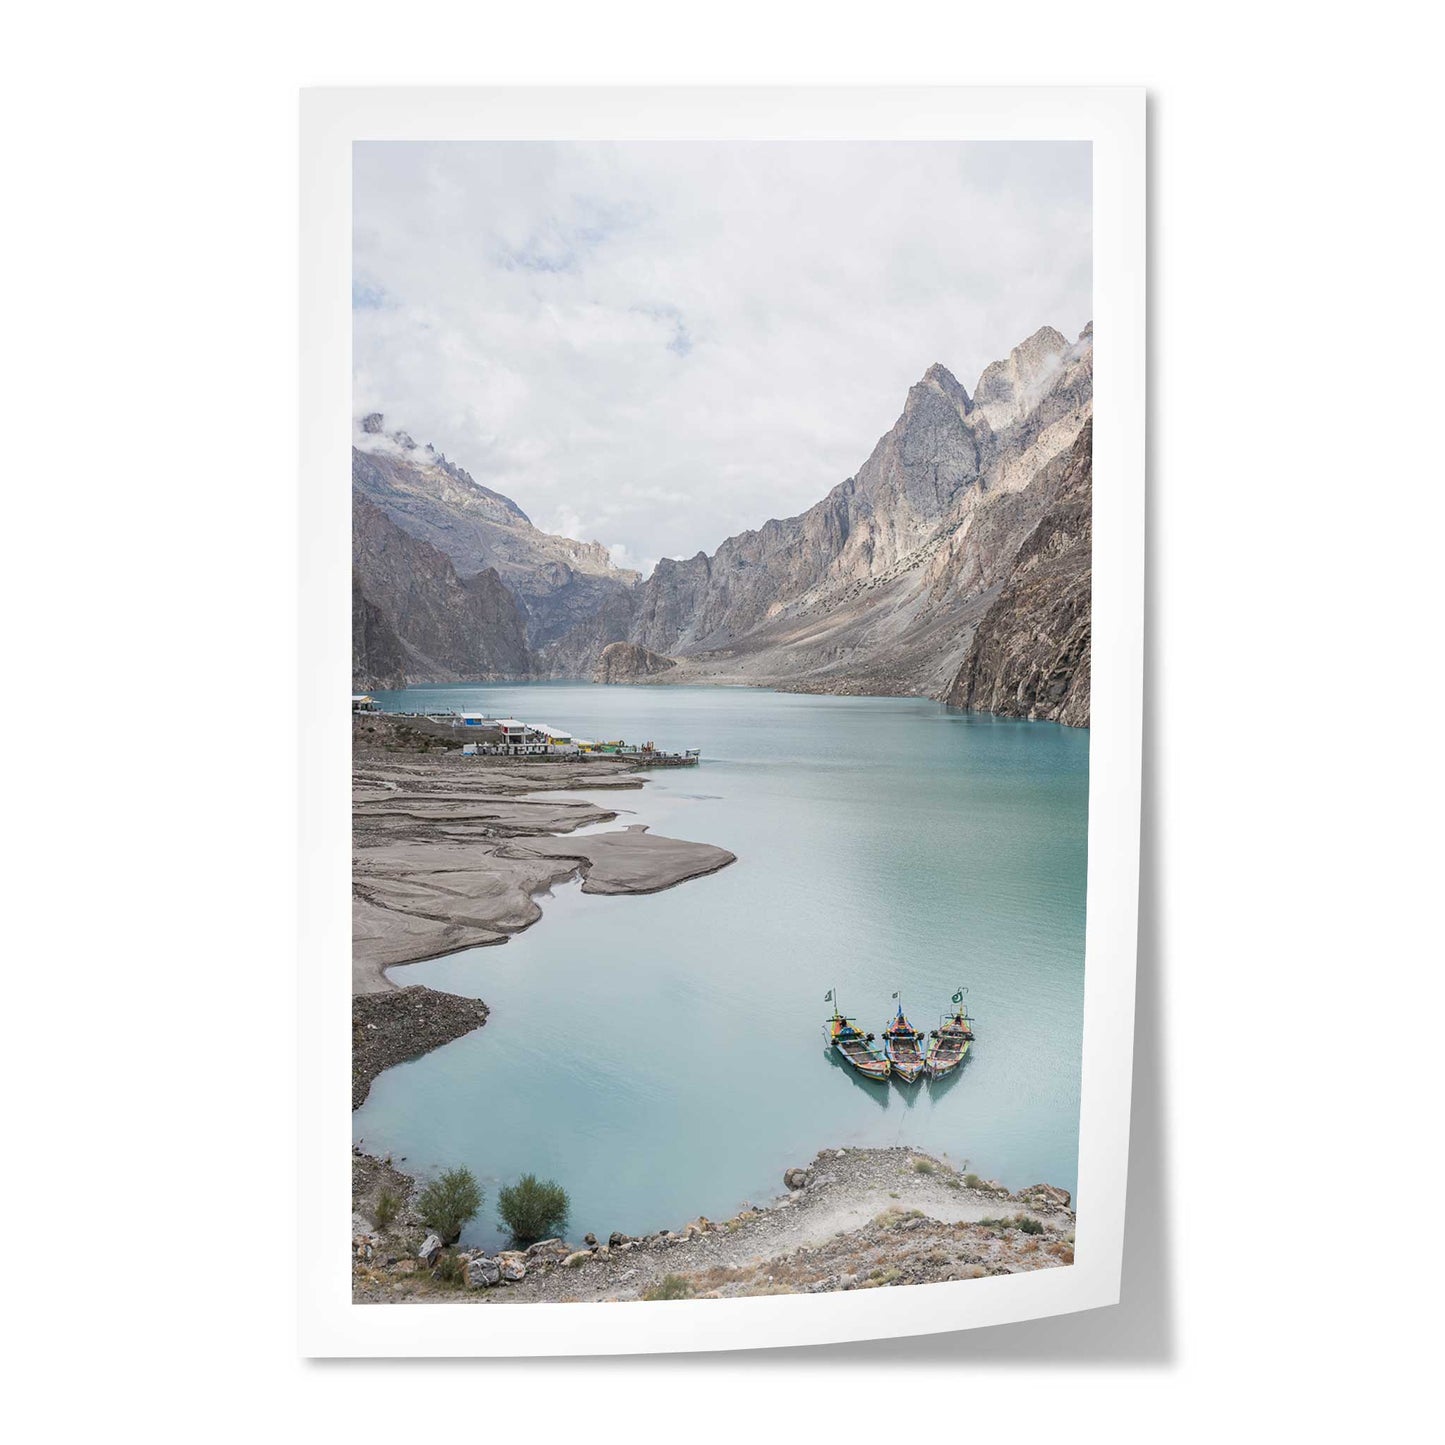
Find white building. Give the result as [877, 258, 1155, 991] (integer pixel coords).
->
[535, 725, 581, 756]
[494, 719, 550, 755]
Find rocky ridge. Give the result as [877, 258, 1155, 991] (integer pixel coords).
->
[538, 324, 1093, 721]
[353, 417, 639, 655]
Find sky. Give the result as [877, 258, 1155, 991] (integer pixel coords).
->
[353, 140, 1091, 576]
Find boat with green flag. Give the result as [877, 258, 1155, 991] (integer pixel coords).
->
[925, 988, 977, 1080]
[881, 997, 926, 1083]
[823, 991, 890, 1081]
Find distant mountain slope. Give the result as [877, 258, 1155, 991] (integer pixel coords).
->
[352, 416, 639, 649]
[352, 493, 532, 686]
[945, 420, 1092, 725]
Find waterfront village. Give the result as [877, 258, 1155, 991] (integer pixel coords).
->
[352, 693, 701, 765]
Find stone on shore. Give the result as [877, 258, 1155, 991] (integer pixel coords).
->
[496, 1252, 528, 1282]
[784, 1167, 808, 1190]
[418, 1234, 443, 1266]
[466, 1256, 502, 1288]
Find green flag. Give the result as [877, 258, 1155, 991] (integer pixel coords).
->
[952, 989, 963, 1004]
[824, 989, 833, 1002]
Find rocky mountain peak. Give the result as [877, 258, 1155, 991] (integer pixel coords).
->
[972, 325, 1076, 430]
[912, 362, 973, 416]
[361, 412, 385, 434]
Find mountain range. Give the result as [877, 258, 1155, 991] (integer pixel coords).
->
[351, 322, 1092, 724]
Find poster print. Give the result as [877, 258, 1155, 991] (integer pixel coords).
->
[301, 87, 1145, 1356]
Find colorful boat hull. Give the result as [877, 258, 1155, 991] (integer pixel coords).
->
[826, 1010, 890, 1081]
[925, 1010, 976, 1079]
[882, 1008, 926, 1083]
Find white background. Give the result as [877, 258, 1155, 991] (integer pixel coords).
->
[3, 1, 1437, 1439]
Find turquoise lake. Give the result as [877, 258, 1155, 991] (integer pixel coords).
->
[353, 682, 1089, 1252]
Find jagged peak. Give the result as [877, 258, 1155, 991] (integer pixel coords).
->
[1015, 324, 1070, 358]
[910, 361, 973, 414]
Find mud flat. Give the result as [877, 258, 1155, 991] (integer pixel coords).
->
[350, 1146, 1075, 1302]
[352, 717, 737, 993]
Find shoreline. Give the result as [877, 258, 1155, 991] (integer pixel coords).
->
[352, 1145, 1075, 1302]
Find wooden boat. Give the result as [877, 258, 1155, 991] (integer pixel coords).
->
[882, 1005, 926, 1083]
[925, 997, 976, 1080]
[825, 1006, 890, 1081]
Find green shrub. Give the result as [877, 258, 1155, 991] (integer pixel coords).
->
[374, 1187, 400, 1231]
[643, 1273, 695, 1301]
[497, 1173, 570, 1245]
[979, 1213, 1044, 1235]
[912, 1158, 937, 1175]
[432, 1250, 466, 1287]
[963, 1173, 983, 1189]
[417, 1167, 482, 1243]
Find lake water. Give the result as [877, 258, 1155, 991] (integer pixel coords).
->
[353, 682, 1089, 1252]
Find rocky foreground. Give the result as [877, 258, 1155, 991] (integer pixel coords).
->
[352, 987, 490, 1109]
[351, 1146, 1074, 1303]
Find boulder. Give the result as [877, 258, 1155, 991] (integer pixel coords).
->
[1019, 1184, 1072, 1209]
[525, 1238, 570, 1263]
[783, 1167, 808, 1191]
[466, 1256, 502, 1289]
[496, 1251, 527, 1282]
[583, 1233, 598, 1247]
[608, 1231, 632, 1248]
[417, 1234, 443, 1267]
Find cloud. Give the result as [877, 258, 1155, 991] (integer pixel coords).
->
[353, 140, 1091, 574]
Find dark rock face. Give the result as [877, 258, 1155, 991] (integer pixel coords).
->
[352, 573, 408, 691]
[945, 421, 1092, 725]
[592, 641, 677, 684]
[351, 423, 638, 651]
[352, 492, 532, 686]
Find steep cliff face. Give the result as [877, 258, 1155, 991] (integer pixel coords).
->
[592, 641, 677, 684]
[352, 418, 638, 649]
[352, 493, 532, 685]
[352, 576, 408, 691]
[944, 421, 1092, 725]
